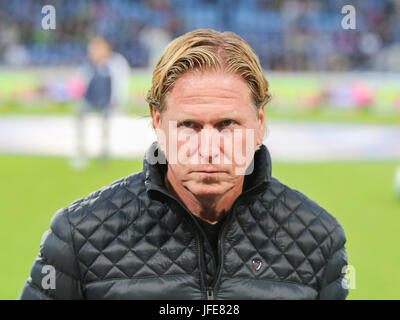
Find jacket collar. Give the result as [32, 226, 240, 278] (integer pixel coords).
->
[143, 141, 272, 199]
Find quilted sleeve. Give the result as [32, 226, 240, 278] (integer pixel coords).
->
[318, 223, 349, 300]
[20, 207, 84, 300]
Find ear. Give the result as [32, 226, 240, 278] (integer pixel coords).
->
[256, 105, 265, 146]
[152, 107, 162, 129]
[152, 107, 168, 154]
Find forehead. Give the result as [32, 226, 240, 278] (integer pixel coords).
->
[164, 70, 254, 117]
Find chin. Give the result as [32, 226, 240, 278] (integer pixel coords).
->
[186, 183, 231, 197]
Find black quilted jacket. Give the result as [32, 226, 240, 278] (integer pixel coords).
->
[21, 143, 348, 300]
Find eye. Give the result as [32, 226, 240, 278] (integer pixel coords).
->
[180, 121, 195, 128]
[178, 121, 202, 130]
[219, 119, 236, 127]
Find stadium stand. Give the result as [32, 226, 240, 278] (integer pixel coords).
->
[0, 0, 400, 70]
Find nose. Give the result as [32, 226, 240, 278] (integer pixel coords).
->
[198, 127, 221, 163]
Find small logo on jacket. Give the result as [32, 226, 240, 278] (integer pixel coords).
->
[252, 258, 262, 271]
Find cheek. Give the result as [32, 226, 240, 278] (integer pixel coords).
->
[221, 127, 257, 175]
[164, 127, 199, 165]
[229, 127, 257, 156]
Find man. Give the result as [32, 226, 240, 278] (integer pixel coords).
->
[21, 29, 348, 300]
[73, 37, 130, 167]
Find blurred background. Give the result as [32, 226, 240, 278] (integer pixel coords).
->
[0, 0, 399, 300]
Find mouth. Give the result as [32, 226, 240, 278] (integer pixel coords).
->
[194, 171, 225, 174]
[190, 171, 229, 179]
[190, 168, 228, 174]
[192, 171, 225, 174]
[188, 165, 230, 175]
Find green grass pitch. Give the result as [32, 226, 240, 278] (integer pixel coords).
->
[0, 155, 399, 299]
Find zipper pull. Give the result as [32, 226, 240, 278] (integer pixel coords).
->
[207, 288, 214, 300]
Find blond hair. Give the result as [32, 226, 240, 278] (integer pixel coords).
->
[146, 29, 271, 119]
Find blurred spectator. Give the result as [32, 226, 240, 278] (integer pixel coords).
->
[73, 36, 130, 168]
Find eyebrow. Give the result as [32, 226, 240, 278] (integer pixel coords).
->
[174, 111, 240, 121]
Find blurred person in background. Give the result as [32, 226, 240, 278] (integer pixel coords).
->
[73, 36, 131, 168]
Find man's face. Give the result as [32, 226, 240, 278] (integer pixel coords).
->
[152, 70, 265, 198]
[88, 38, 111, 64]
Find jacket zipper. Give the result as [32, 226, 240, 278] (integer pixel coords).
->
[206, 287, 214, 300]
[196, 223, 214, 300]
[207, 203, 236, 299]
[208, 182, 269, 298]
[153, 188, 217, 299]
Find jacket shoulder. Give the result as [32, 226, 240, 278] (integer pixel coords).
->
[64, 170, 146, 228]
[261, 177, 346, 257]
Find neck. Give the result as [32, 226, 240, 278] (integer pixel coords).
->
[164, 168, 244, 224]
